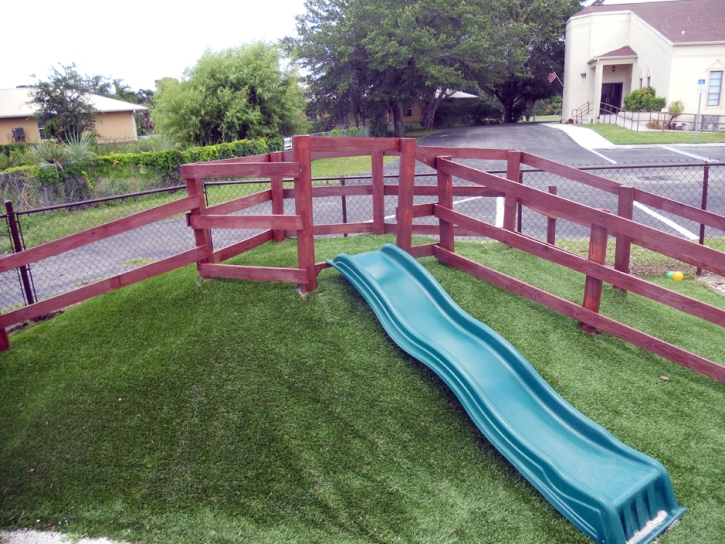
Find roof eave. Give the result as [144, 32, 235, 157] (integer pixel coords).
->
[587, 55, 638, 66]
[673, 40, 725, 46]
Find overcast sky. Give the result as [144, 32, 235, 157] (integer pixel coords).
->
[1, 0, 307, 91]
[3, 0, 679, 93]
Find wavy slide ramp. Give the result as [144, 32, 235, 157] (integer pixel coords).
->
[329, 244, 684, 544]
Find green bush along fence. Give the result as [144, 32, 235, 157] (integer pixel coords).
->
[0, 137, 282, 210]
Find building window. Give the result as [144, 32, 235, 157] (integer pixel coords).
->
[405, 105, 413, 117]
[707, 71, 723, 106]
[647, 76, 651, 87]
[639, 77, 643, 89]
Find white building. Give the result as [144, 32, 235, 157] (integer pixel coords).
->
[562, 0, 725, 123]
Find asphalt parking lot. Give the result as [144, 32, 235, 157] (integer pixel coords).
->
[416, 123, 725, 166]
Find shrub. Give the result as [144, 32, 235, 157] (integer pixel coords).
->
[433, 97, 503, 128]
[646, 119, 663, 129]
[1, 136, 284, 207]
[668, 100, 685, 115]
[538, 95, 562, 116]
[623, 87, 666, 112]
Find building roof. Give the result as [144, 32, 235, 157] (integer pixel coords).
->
[588, 45, 638, 64]
[597, 45, 638, 58]
[0, 87, 147, 119]
[448, 90, 479, 99]
[576, 0, 725, 43]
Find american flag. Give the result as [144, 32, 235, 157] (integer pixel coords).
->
[547, 71, 558, 84]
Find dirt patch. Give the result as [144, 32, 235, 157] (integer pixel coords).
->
[0, 530, 125, 543]
[696, 271, 725, 296]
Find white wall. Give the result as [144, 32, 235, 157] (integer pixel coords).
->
[670, 47, 725, 116]
[561, 10, 718, 121]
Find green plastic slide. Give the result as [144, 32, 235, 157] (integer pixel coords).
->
[329, 244, 684, 544]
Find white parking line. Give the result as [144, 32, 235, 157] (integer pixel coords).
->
[589, 149, 618, 164]
[495, 196, 504, 227]
[633, 201, 699, 240]
[379, 196, 488, 222]
[662, 146, 715, 162]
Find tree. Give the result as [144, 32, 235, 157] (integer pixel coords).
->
[151, 43, 306, 146]
[29, 64, 98, 142]
[290, 0, 493, 136]
[478, 0, 580, 123]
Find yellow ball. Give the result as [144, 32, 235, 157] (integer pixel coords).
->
[672, 271, 684, 281]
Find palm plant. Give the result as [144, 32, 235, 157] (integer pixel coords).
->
[25, 133, 96, 168]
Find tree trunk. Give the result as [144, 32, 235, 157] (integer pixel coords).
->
[393, 101, 405, 137]
[420, 91, 449, 130]
[420, 99, 439, 129]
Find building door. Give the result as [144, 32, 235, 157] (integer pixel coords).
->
[600, 83, 623, 113]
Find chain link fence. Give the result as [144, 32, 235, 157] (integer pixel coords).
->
[1, 162, 723, 313]
[0, 186, 194, 312]
[0, 167, 185, 212]
[519, 162, 725, 275]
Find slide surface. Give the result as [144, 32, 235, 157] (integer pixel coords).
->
[329, 244, 684, 544]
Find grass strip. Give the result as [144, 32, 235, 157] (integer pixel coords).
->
[1, 236, 724, 543]
[584, 124, 725, 145]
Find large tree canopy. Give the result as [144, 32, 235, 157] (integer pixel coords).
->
[481, 0, 580, 123]
[151, 43, 306, 146]
[289, 0, 492, 135]
[290, 0, 580, 128]
[29, 64, 98, 142]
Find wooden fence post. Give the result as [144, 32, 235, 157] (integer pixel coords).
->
[396, 138, 416, 252]
[437, 157, 454, 252]
[546, 186, 557, 245]
[503, 150, 521, 231]
[270, 151, 286, 243]
[372, 150, 386, 235]
[293, 135, 316, 293]
[0, 325, 8, 351]
[614, 185, 634, 291]
[580, 219, 608, 333]
[185, 177, 214, 272]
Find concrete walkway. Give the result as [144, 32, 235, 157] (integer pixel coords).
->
[543, 123, 616, 149]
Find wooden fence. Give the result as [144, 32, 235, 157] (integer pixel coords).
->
[0, 136, 724, 383]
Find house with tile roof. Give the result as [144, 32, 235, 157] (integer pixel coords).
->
[0, 88, 147, 144]
[561, 0, 725, 124]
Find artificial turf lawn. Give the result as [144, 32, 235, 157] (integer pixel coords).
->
[1, 236, 724, 543]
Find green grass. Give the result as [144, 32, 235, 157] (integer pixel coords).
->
[585, 123, 725, 145]
[529, 115, 562, 123]
[402, 128, 442, 140]
[1, 191, 187, 253]
[311, 155, 398, 178]
[1, 236, 724, 543]
[553, 236, 725, 276]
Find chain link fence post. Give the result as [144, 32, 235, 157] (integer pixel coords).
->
[4, 200, 35, 305]
[547, 186, 557, 245]
[697, 163, 709, 276]
[340, 176, 348, 237]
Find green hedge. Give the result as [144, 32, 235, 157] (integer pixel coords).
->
[0, 143, 33, 157]
[3, 137, 283, 187]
